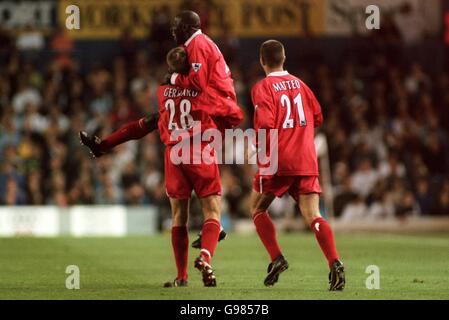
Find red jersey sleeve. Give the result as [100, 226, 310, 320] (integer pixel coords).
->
[301, 81, 323, 127]
[252, 82, 275, 130]
[172, 43, 210, 92]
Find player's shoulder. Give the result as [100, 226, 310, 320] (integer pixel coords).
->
[298, 78, 311, 90]
[279, 72, 303, 86]
[252, 77, 270, 94]
[296, 78, 318, 100]
[287, 74, 312, 92]
[190, 32, 213, 49]
[282, 74, 314, 97]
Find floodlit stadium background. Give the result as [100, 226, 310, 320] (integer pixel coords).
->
[1, 0, 449, 237]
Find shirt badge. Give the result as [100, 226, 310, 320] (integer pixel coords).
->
[192, 63, 202, 72]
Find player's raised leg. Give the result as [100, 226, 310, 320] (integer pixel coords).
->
[298, 192, 345, 291]
[194, 195, 221, 287]
[164, 198, 189, 288]
[79, 113, 159, 157]
[250, 190, 289, 286]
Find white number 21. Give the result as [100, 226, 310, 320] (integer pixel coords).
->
[281, 93, 306, 129]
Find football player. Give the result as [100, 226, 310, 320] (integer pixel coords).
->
[80, 47, 242, 287]
[250, 40, 345, 290]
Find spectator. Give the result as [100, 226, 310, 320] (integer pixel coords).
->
[119, 28, 138, 68]
[50, 27, 74, 70]
[378, 153, 406, 179]
[350, 159, 379, 198]
[394, 3, 427, 45]
[16, 24, 44, 62]
[12, 77, 42, 114]
[421, 132, 449, 176]
[216, 27, 239, 65]
[0, 23, 14, 61]
[148, 5, 172, 63]
[340, 195, 367, 222]
[415, 178, 433, 215]
[431, 181, 449, 215]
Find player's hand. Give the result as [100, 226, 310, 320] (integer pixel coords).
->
[143, 113, 160, 131]
[162, 72, 173, 85]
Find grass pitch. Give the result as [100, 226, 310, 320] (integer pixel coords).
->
[0, 233, 448, 300]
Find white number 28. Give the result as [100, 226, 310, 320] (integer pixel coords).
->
[164, 98, 194, 130]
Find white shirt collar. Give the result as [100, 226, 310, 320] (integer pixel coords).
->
[267, 70, 289, 77]
[185, 29, 202, 47]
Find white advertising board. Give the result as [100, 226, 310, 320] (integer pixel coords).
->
[0, 206, 60, 236]
[69, 206, 127, 237]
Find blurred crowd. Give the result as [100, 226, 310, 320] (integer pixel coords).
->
[315, 12, 449, 219]
[0, 5, 448, 227]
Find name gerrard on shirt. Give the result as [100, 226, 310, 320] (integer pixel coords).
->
[163, 87, 199, 98]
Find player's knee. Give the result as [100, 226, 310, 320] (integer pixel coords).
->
[298, 193, 321, 225]
[251, 206, 264, 218]
[250, 193, 271, 217]
[200, 195, 221, 220]
[172, 211, 188, 226]
[250, 203, 258, 217]
[301, 209, 321, 226]
[171, 207, 188, 226]
[202, 208, 220, 221]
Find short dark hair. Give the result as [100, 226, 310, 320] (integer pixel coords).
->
[176, 10, 201, 29]
[260, 40, 286, 68]
[166, 47, 188, 74]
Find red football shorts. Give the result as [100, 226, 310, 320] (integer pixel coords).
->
[253, 173, 321, 202]
[164, 145, 221, 199]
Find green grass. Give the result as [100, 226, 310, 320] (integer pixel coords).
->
[0, 233, 448, 300]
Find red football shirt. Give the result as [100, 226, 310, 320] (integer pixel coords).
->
[157, 85, 217, 147]
[251, 71, 323, 176]
[170, 30, 242, 128]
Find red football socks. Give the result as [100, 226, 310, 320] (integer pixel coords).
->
[100, 118, 153, 152]
[200, 219, 221, 264]
[310, 217, 339, 268]
[253, 211, 283, 262]
[171, 226, 189, 281]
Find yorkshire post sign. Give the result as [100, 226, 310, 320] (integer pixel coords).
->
[58, 0, 326, 38]
[57, 0, 442, 38]
[0, 0, 441, 39]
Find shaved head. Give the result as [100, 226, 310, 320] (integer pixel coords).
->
[260, 40, 286, 68]
[176, 10, 201, 29]
[172, 10, 201, 45]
